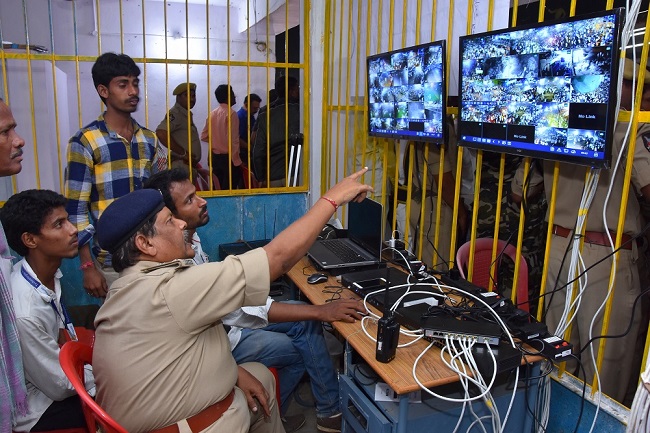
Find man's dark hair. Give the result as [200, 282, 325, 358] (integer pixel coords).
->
[111, 215, 157, 273]
[275, 76, 298, 97]
[0, 189, 67, 257]
[215, 85, 232, 104]
[143, 168, 190, 213]
[92, 52, 140, 90]
[244, 93, 262, 106]
[268, 89, 278, 104]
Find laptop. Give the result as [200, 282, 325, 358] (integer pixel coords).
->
[308, 198, 383, 270]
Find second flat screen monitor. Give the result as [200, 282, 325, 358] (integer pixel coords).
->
[367, 40, 447, 144]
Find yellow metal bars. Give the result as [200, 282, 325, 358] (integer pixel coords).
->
[47, 0, 64, 192]
[0, 0, 308, 199]
[227, 0, 233, 190]
[21, 0, 41, 189]
[342, 0, 353, 190]
[321, 0, 333, 195]
[594, 6, 650, 395]
[141, 0, 151, 159]
[163, 0, 172, 168]
[264, 0, 271, 187]
[302, 0, 311, 188]
[245, 0, 252, 186]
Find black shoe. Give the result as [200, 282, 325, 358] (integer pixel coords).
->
[281, 413, 306, 433]
[317, 412, 342, 432]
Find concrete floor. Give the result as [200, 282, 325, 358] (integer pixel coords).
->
[284, 380, 319, 432]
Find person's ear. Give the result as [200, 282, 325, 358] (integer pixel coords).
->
[97, 84, 109, 100]
[134, 233, 157, 257]
[21, 232, 39, 251]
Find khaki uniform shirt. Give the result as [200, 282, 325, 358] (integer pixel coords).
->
[156, 103, 202, 164]
[93, 249, 270, 433]
[544, 122, 650, 235]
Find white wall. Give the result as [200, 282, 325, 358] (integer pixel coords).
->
[0, 60, 69, 200]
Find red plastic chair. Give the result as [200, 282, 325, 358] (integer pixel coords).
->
[11, 428, 88, 433]
[241, 164, 260, 189]
[268, 367, 282, 408]
[12, 329, 96, 433]
[456, 238, 530, 312]
[59, 342, 128, 433]
[71, 327, 95, 347]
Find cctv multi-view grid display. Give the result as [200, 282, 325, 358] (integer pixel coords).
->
[458, 9, 623, 167]
[367, 40, 447, 144]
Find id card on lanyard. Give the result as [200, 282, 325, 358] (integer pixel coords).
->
[20, 264, 78, 341]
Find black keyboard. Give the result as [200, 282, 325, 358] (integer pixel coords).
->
[321, 240, 364, 262]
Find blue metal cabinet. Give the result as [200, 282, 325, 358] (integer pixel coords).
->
[341, 363, 541, 433]
[340, 375, 393, 433]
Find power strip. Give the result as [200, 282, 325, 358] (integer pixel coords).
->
[421, 316, 501, 346]
[539, 335, 573, 361]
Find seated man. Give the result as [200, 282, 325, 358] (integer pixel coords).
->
[145, 168, 366, 433]
[0, 189, 95, 432]
[92, 169, 372, 432]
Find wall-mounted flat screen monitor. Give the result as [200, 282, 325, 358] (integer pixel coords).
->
[367, 40, 447, 144]
[458, 9, 623, 168]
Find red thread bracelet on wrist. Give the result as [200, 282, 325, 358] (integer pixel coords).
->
[320, 196, 338, 211]
[79, 261, 94, 270]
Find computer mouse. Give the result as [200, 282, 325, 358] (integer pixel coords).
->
[307, 272, 328, 284]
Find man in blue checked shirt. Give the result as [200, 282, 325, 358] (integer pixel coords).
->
[64, 52, 167, 299]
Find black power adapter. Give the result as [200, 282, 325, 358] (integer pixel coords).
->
[375, 269, 399, 363]
[376, 315, 400, 363]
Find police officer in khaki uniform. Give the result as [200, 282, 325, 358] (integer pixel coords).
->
[543, 58, 650, 402]
[91, 169, 372, 432]
[156, 83, 202, 179]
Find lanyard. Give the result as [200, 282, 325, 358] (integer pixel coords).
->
[20, 264, 78, 341]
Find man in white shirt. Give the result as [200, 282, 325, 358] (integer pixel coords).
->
[0, 189, 95, 431]
[145, 168, 366, 433]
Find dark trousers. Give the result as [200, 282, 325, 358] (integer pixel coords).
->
[212, 153, 242, 190]
[31, 395, 86, 431]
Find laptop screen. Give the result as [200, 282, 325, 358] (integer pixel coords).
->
[348, 198, 383, 259]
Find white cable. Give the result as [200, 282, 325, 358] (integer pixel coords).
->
[415, 340, 498, 403]
[422, 283, 518, 350]
[534, 373, 551, 433]
[359, 312, 424, 348]
[555, 169, 600, 337]
[446, 339, 476, 433]
[627, 382, 650, 433]
[459, 338, 499, 432]
[578, 5, 644, 433]
[363, 278, 522, 429]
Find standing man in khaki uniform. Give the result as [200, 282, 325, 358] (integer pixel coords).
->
[156, 83, 202, 181]
[543, 59, 650, 402]
[92, 169, 372, 432]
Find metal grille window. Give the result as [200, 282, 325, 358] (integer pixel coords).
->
[0, 0, 309, 199]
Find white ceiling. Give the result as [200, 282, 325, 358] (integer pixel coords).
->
[149, 0, 299, 35]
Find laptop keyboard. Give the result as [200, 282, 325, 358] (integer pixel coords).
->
[321, 240, 365, 261]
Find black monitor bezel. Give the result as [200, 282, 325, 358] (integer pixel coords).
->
[457, 8, 624, 169]
[366, 39, 448, 145]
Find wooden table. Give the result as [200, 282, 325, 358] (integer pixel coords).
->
[288, 257, 464, 395]
[287, 257, 541, 433]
